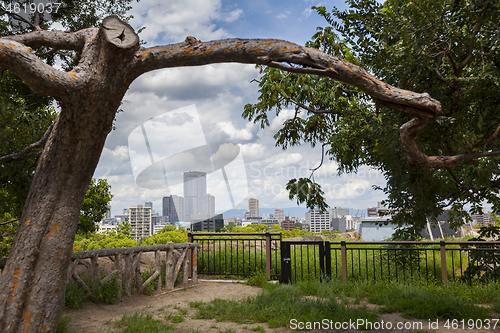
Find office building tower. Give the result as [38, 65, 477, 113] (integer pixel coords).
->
[274, 209, 285, 223]
[201, 194, 215, 215]
[184, 171, 217, 221]
[184, 171, 206, 221]
[329, 207, 350, 218]
[248, 198, 259, 218]
[163, 195, 184, 223]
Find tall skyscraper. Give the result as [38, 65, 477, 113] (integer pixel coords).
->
[184, 171, 207, 222]
[248, 198, 259, 218]
[163, 195, 184, 223]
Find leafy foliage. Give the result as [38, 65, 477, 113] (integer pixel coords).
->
[0, 213, 18, 257]
[73, 221, 137, 251]
[463, 225, 500, 281]
[245, 0, 500, 235]
[78, 178, 113, 235]
[141, 226, 188, 245]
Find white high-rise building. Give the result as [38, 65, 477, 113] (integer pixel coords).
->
[306, 209, 330, 233]
[129, 205, 152, 241]
[201, 194, 215, 215]
[248, 198, 259, 218]
[183, 171, 216, 221]
[274, 209, 285, 223]
[184, 171, 207, 221]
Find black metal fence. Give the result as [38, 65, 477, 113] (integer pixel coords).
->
[188, 232, 282, 278]
[281, 240, 500, 285]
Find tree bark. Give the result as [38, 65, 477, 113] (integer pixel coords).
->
[0, 18, 139, 333]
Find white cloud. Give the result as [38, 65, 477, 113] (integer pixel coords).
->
[132, 64, 259, 101]
[302, 8, 313, 17]
[267, 108, 302, 133]
[129, 0, 243, 44]
[266, 152, 303, 168]
[240, 143, 268, 161]
[217, 121, 254, 140]
[223, 8, 243, 22]
[276, 11, 290, 19]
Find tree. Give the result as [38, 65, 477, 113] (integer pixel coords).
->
[245, 0, 500, 236]
[0, 0, 134, 221]
[78, 178, 113, 235]
[0, 6, 476, 333]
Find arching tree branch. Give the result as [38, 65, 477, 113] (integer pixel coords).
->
[132, 37, 441, 115]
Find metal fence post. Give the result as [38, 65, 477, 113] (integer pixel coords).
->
[440, 241, 448, 285]
[325, 241, 331, 279]
[281, 241, 291, 284]
[341, 241, 348, 283]
[319, 241, 325, 282]
[265, 232, 271, 278]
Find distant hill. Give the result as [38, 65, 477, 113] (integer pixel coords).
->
[219, 207, 367, 219]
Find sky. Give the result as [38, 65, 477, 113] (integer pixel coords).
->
[93, 0, 388, 217]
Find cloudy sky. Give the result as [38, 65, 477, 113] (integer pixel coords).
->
[93, 0, 388, 217]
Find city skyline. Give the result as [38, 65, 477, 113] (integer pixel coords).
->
[93, 0, 388, 218]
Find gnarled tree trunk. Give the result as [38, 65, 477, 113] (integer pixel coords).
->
[0, 17, 139, 332]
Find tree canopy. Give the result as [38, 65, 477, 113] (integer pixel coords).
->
[78, 178, 113, 235]
[245, 0, 500, 235]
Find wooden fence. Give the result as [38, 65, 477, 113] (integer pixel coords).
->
[0, 243, 199, 301]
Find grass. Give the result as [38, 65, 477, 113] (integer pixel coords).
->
[64, 273, 120, 309]
[188, 278, 499, 328]
[56, 315, 72, 333]
[114, 312, 175, 332]
[367, 283, 490, 319]
[98, 277, 499, 332]
[190, 283, 378, 328]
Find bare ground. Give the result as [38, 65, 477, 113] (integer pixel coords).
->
[64, 281, 499, 333]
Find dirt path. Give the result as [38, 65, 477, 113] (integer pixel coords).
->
[64, 281, 498, 333]
[64, 280, 287, 333]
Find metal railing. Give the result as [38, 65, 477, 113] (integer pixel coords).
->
[281, 240, 500, 285]
[188, 232, 282, 278]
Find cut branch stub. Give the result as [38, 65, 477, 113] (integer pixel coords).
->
[101, 15, 139, 49]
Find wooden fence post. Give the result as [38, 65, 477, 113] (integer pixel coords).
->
[166, 244, 174, 289]
[90, 255, 99, 294]
[125, 253, 133, 296]
[265, 232, 271, 278]
[440, 241, 448, 285]
[183, 250, 189, 284]
[155, 250, 162, 291]
[115, 253, 122, 301]
[341, 241, 348, 283]
[187, 233, 193, 278]
[134, 252, 143, 293]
